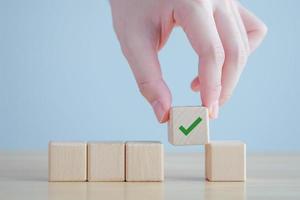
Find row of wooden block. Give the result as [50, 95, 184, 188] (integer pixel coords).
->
[48, 141, 164, 182]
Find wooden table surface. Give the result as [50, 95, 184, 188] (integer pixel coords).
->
[0, 152, 299, 200]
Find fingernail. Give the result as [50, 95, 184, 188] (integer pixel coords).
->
[209, 101, 219, 119]
[151, 100, 166, 123]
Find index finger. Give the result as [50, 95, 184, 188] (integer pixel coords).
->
[174, 1, 225, 118]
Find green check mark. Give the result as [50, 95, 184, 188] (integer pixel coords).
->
[179, 117, 202, 136]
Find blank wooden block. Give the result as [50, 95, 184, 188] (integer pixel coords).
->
[168, 106, 209, 145]
[88, 141, 125, 181]
[205, 141, 246, 182]
[126, 141, 164, 182]
[48, 141, 87, 182]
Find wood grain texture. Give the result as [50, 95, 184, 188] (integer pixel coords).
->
[168, 106, 209, 145]
[126, 141, 164, 182]
[205, 141, 246, 182]
[2, 152, 300, 199]
[88, 141, 125, 182]
[48, 141, 87, 182]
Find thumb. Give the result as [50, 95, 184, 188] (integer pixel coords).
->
[139, 79, 171, 123]
[116, 27, 172, 123]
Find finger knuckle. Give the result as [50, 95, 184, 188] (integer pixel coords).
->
[226, 44, 248, 69]
[200, 84, 222, 103]
[260, 23, 268, 37]
[220, 93, 232, 104]
[206, 43, 226, 67]
[199, 77, 222, 93]
[181, 0, 210, 14]
[221, 93, 232, 101]
[194, 0, 210, 7]
[137, 79, 163, 100]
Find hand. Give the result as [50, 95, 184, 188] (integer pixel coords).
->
[109, 0, 267, 122]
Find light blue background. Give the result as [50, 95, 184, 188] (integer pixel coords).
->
[0, 0, 299, 152]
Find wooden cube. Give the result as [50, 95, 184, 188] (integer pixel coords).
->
[168, 106, 209, 145]
[88, 141, 125, 181]
[205, 141, 246, 181]
[48, 141, 87, 182]
[126, 141, 164, 182]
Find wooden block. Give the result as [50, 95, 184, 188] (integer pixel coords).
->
[48, 141, 87, 182]
[168, 106, 209, 145]
[205, 141, 246, 181]
[88, 141, 125, 181]
[126, 141, 164, 182]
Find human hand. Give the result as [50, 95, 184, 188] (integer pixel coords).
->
[109, 0, 267, 122]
